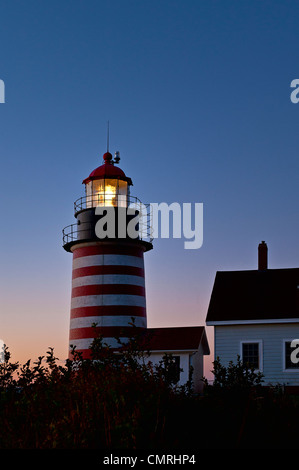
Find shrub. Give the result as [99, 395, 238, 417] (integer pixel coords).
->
[203, 355, 264, 394]
[0, 325, 191, 449]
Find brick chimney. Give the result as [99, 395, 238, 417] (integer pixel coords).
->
[258, 241, 268, 270]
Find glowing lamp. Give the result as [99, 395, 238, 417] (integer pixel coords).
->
[83, 152, 132, 208]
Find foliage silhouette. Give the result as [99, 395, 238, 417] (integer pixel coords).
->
[1, 331, 299, 449]
[202, 355, 264, 395]
[0, 324, 189, 448]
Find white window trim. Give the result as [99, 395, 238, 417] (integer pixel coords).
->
[240, 340, 263, 372]
[282, 339, 299, 373]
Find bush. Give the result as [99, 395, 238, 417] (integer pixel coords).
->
[0, 325, 191, 449]
[203, 355, 264, 394]
[1, 334, 299, 449]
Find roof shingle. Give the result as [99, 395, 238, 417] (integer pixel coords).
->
[206, 268, 299, 323]
[141, 326, 209, 354]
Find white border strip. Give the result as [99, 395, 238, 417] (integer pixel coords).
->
[73, 254, 144, 270]
[72, 274, 145, 288]
[70, 315, 146, 329]
[69, 337, 129, 350]
[71, 294, 146, 309]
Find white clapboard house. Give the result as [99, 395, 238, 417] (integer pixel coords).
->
[142, 326, 210, 394]
[206, 242, 299, 391]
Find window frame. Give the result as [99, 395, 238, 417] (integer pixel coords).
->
[240, 340, 263, 372]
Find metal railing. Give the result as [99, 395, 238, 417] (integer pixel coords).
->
[74, 193, 139, 214]
[63, 197, 154, 246]
[62, 221, 93, 246]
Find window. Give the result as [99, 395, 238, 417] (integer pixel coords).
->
[284, 340, 299, 371]
[241, 341, 262, 371]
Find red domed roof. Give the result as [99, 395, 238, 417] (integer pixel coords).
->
[82, 152, 132, 185]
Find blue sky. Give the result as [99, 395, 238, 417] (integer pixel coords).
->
[1, 0, 299, 370]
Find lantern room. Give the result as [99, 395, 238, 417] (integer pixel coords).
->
[82, 151, 133, 209]
[62, 149, 153, 251]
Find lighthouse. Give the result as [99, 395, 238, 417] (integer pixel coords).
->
[62, 150, 153, 358]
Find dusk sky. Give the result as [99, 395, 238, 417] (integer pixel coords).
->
[1, 0, 299, 376]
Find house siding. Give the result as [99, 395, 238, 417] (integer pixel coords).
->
[215, 323, 299, 386]
[144, 352, 191, 386]
[191, 344, 204, 394]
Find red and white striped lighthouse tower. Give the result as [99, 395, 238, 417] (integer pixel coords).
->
[63, 150, 153, 358]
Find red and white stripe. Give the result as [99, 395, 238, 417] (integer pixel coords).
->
[69, 242, 148, 358]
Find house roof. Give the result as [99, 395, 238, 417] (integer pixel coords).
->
[206, 268, 299, 324]
[141, 326, 210, 354]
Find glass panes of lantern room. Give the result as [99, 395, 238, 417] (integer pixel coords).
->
[85, 179, 128, 208]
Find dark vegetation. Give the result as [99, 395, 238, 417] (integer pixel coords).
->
[0, 325, 299, 449]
